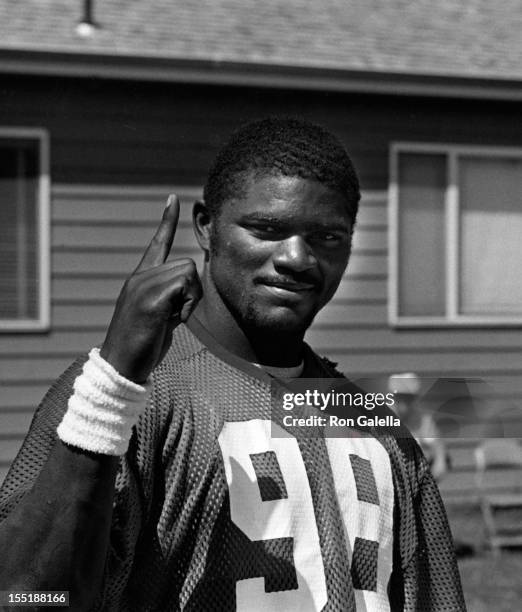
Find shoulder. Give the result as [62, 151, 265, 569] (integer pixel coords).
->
[165, 323, 207, 364]
[379, 432, 433, 497]
[318, 355, 346, 378]
[302, 344, 346, 378]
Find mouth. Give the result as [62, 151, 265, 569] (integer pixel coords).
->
[259, 278, 315, 291]
[257, 278, 317, 300]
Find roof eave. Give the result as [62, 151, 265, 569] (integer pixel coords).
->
[1, 48, 521, 101]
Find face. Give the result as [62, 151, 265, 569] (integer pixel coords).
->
[207, 173, 353, 334]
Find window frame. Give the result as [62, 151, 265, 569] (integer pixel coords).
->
[0, 127, 50, 332]
[389, 142, 522, 328]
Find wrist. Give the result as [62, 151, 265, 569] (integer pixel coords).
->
[99, 342, 147, 384]
[57, 348, 152, 456]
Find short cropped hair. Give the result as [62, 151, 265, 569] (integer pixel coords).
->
[203, 116, 361, 226]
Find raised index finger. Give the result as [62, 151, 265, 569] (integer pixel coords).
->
[136, 194, 180, 272]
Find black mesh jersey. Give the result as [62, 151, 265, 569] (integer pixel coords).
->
[0, 318, 466, 611]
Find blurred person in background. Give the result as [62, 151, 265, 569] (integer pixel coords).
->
[389, 372, 449, 482]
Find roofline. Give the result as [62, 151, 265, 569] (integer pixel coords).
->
[1, 48, 521, 101]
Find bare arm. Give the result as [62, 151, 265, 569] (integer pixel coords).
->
[0, 441, 118, 609]
[0, 195, 201, 610]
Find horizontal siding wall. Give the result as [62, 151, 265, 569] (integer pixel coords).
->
[1, 185, 521, 501]
[0, 184, 203, 485]
[3, 75, 522, 192]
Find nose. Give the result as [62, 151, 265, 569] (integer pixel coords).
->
[272, 235, 317, 273]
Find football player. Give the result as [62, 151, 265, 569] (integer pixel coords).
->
[0, 117, 466, 611]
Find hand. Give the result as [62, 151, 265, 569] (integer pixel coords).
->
[100, 195, 202, 383]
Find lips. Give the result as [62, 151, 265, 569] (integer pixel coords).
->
[256, 277, 317, 305]
[259, 278, 315, 292]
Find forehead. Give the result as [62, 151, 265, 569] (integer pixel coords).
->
[222, 173, 352, 226]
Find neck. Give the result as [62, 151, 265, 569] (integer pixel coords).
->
[192, 269, 305, 367]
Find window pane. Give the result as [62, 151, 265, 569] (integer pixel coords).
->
[459, 156, 522, 315]
[398, 153, 446, 316]
[0, 139, 39, 320]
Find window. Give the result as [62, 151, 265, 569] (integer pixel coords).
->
[0, 129, 50, 331]
[389, 144, 522, 326]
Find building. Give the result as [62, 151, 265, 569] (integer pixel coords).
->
[1, 1, 521, 499]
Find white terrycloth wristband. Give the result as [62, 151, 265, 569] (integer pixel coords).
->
[57, 348, 151, 455]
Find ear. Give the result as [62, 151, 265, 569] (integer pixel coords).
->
[193, 199, 212, 255]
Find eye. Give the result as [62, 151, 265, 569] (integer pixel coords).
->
[311, 231, 342, 243]
[250, 223, 285, 238]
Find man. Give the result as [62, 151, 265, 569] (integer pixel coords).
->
[0, 117, 465, 611]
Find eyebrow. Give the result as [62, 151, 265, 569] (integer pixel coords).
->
[240, 212, 350, 233]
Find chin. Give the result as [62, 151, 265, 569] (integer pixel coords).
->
[243, 305, 315, 335]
